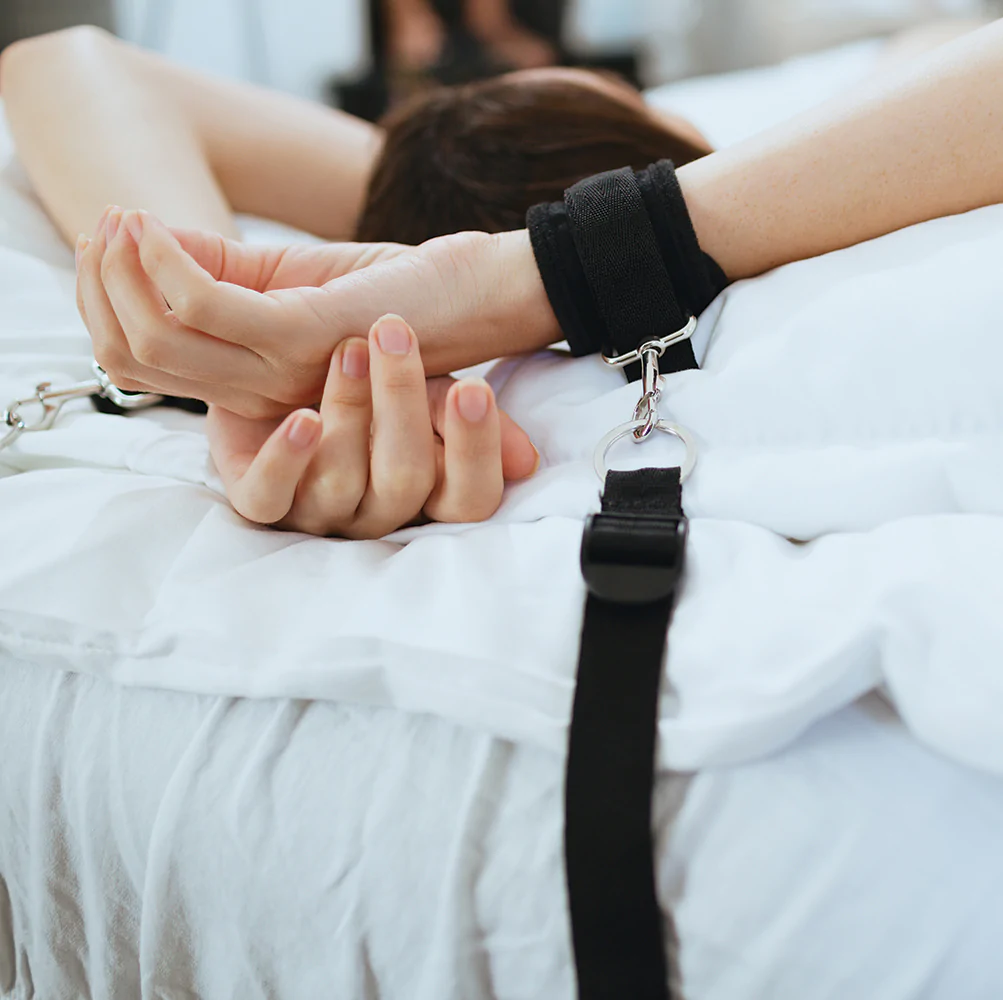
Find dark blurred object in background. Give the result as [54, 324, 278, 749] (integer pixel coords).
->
[0, 0, 113, 54]
[332, 0, 639, 122]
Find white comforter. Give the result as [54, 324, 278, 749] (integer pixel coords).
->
[3, 44, 1003, 1000]
[2, 97, 1003, 777]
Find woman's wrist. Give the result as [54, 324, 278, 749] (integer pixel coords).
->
[491, 229, 562, 354]
[414, 229, 561, 374]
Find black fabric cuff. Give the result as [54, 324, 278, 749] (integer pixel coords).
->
[526, 159, 729, 368]
[634, 160, 727, 317]
[526, 201, 605, 358]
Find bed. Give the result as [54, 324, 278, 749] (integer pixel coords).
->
[3, 42, 1003, 1000]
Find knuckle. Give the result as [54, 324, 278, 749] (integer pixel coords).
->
[312, 469, 363, 502]
[454, 435, 498, 463]
[340, 518, 391, 542]
[462, 491, 504, 522]
[130, 334, 165, 371]
[277, 380, 313, 409]
[390, 461, 436, 499]
[232, 498, 267, 525]
[169, 287, 211, 329]
[91, 343, 115, 370]
[234, 488, 285, 526]
[434, 490, 502, 525]
[307, 484, 364, 526]
[241, 396, 284, 421]
[99, 241, 124, 281]
[286, 513, 336, 538]
[328, 390, 371, 413]
[93, 349, 133, 385]
[378, 368, 423, 397]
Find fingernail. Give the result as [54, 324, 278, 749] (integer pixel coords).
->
[341, 339, 370, 379]
[105, 209, 122, 242]
[456, 380, 490, 423]
[374, 315, 412, 356]
[287, 413, 320, 450]
[122, 211, 143, 242]
[74, 234, 89, 269]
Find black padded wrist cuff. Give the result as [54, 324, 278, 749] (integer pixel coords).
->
[527, 160, 728, 369]
[526, 200, 605, 359]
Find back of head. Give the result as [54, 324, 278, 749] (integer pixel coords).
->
[355, 74, 711, 245]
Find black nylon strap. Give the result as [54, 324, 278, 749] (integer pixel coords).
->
[91, 395, 208, 416]
[568, 467, 687, 1000]
[634, 162, 726, 318]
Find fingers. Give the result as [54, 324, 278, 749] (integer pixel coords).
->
[279, 321, 540, 536]
[497, 410, 540, 482]
[168, 227, 285, 289]
[78, 209, 157, 391]
[423, 378, 506, 523]
[352, 316, 437, 535]
[134, 213, 288, 349]
[101, 213, 270, 387]
[78, 209, 138, 385]
[209, 314, 540, 537]
[216, 408, 323, 525]
[168, 230, 412, 291]
[279, 319, 440, 538]
[284, 338, 374, 534]
[426, 376, 539, 483]
[77, 208, 286, 417]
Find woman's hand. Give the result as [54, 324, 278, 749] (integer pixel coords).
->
[208, 314, 538, 538]
[76, 207, 559, 418]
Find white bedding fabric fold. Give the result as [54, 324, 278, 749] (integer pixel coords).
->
[2, 86, 1003, 777]
[3, 657, 1003, 1000]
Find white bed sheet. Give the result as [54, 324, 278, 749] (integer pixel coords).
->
[3, 40, 1003, 1000]
[3, 658, 1002, 1000]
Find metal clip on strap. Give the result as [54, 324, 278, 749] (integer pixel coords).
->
[1, 362, 166, 455]
[600, 315, 698, 371]
[593, 316, 698, 482]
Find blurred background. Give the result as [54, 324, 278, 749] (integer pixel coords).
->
[0, 0, 999, 115]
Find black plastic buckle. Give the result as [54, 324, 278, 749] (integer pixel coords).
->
[580, 511, 688, 604]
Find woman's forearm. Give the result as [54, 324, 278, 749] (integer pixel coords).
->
[678, 17, 1003, 280]
[0, 26, 382, 243]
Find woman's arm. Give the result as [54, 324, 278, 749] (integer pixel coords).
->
[0, 25, 382, 242]
[73, 17, 1003, 411]
[678, 16, 1003, 279]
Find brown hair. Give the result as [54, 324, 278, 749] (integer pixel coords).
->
[355, 74, 711, 245]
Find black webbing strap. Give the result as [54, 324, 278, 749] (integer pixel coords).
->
[92, 395, 208, 416]
[567, 467, 687, 1000]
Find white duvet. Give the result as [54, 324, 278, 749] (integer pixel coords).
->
[3, 45, 1003, 1000]
[2, 55, 1003, 781]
